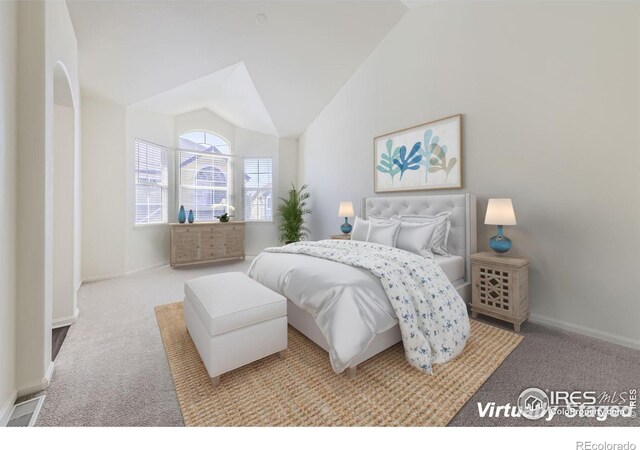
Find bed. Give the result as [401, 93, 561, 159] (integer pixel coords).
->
[248, 193, 477, 377]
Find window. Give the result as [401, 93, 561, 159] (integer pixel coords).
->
[135, 139, 168, 225]
[244, 157, 273, 221]
[178, 131, 232, 221]
[178, 131, 230, 155]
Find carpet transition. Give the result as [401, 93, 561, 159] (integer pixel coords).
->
[155, 302, 522, 426]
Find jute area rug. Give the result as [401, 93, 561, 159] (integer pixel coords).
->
[155, 302, 522, 426]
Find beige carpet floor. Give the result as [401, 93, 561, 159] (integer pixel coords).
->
[156, 301, 523, 426]
[33, 262, 640, 426]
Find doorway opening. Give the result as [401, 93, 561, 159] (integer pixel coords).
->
[51, 63, 78, 360]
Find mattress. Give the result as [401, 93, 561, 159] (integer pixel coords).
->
[434, 254, 465, 282]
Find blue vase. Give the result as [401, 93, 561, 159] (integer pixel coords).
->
[178, 205, 186, 224]
[340, 217, 353, 234]
[188, 209, 194, 223]
[489, 225, 512, 254]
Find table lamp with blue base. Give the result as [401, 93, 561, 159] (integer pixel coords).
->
[338, 201, 355, 234]
[484, 198, 517, 255]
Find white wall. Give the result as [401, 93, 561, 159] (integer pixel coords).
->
[277, 137, 299, 241]
[52, 103, 77, 326]
[47, 3, 82, 328]
[125, 108, 174, 273]
[0, 0, 18, 424]
[299, 2, 640, 348]
[278, 138, 298, 196]
[15, 0, 81, 395]
[82, 94, 127, 281]
[16, 0, 49, 398]
[84, 99, 174, 279]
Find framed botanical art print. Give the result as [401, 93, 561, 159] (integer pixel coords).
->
[374, 114, 462, 193]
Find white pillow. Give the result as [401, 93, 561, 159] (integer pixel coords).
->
[398, 212, 452, 255]
[366, 221, 401, 247]
[395, 221, 437, 257]
[351, 216, 370, 242]
[368, 215, 399, 224]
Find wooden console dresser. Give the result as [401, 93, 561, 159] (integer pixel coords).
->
[170, 221, 245, 267]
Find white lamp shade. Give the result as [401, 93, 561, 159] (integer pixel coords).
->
[338, 201, 355, 218]
[485, 198, 517, 225]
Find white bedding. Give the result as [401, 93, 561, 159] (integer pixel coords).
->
[248, 251, 395, 372]
[248, 240, 469, 374]
[434, 254, 465, 282]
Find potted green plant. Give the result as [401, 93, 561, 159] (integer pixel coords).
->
[213, 203, 235, 223]
[277, 184, 311, 244]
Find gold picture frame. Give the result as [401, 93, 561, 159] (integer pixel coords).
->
[373, 114, 462, 193]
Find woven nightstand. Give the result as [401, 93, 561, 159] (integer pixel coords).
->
[330, 234, 351, 240]
[470, 252, 529, 332]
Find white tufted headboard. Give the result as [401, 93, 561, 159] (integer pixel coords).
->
[363, 193, 477, 282]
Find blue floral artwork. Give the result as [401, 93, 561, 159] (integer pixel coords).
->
[375, 139, 401, 183]
[393, 142, 422, 180]
[374, 115, 462, 192]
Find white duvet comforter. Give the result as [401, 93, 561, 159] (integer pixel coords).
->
[247, 240, 469, 374]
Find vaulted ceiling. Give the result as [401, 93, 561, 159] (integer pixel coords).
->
[67, 0, 408, 137]
[130, 63, 279, 136]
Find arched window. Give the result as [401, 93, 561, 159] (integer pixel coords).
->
[178, 131, 232, 222]
[179, 131, 230, 154]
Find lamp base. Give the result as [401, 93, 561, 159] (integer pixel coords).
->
[489, 225, 512, 255]
[340, 218, 352, 234]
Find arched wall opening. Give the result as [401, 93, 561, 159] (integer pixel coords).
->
[52, 62, 78, 332]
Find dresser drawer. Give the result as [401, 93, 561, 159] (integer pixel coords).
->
[200, 229, 225, 244]
[170, 221, 245, 267]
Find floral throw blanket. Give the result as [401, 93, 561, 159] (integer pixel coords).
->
[264, 239, 470, 373]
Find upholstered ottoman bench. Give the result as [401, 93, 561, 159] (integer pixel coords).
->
[183, 272, 287, 387]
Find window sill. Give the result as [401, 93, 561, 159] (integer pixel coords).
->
[245, 220, 274, 224]
[134, 222, 169, 230]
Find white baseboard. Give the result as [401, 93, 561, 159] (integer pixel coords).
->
[17, 361, 55, 397]
[125, 261, 169, 276]
[82, 271, 126, 283]
[52, 307, 80, 329]
[84, 257, 252, 284]
[82, 262, 170, 284]
[529, 313, 640, 350]
[0, 389, 17, 426]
